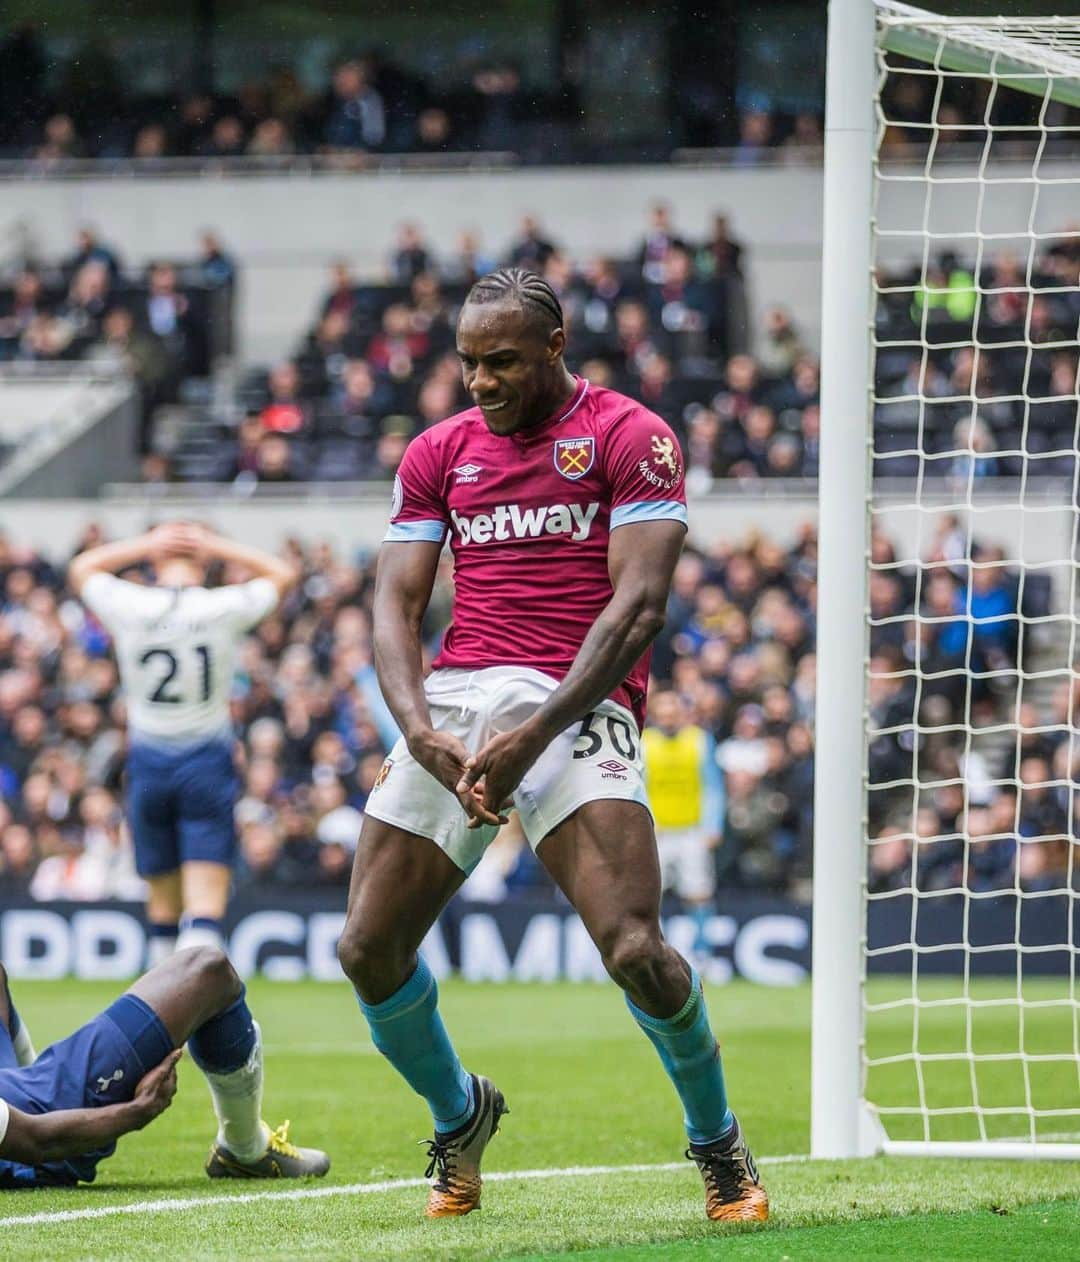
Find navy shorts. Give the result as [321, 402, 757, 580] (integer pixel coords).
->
[0, 994, 174, 1187]
[125, 739, 239, 876]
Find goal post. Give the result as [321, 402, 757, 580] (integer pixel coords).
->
[813, 0, 1080, 1161]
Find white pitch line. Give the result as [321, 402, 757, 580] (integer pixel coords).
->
[0, 1155, 809, 1228]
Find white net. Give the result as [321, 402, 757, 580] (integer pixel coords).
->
[864, 6, 1080, 1147]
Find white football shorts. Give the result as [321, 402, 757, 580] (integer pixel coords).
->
[363, 665, 651, 873]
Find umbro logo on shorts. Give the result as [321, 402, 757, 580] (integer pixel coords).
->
[598, 759, 628, 779]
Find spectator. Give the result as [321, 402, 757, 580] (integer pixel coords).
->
[470, 63, 524, 151]
[949, 416, 1001, 483]
[0, 268, 46, 347]
[200, 115, 247, 158]
[86, 307, 169, 392]
[447, 230, 497, 286]
[259, 361, 310, 434]
[370, 418, 412, 479]
[638, 202, 686, 285]
[311, 775, 363, 849]
[59, 260, 112, 343]
[414, 107, 453, 154]
[0, 822, 37, 894]
[228, 413, 266, 482]
[236, 820, 286, 888]
[144, 261, 193, 358]
[366, 304, 430, 380]
[325, 59, 386, 151]
[63, 227, 121, 279]
[698, 213, 744, 281]
[248, 117, 295, 157]
[868, 825, 912, 893]
[507, 215, 556, 271]
[198, 231, 237, 288]
[35, 113, 82, 162]
[390, 222, 432, 284]
[781, 112, 824, 165]
[799, 406, 821, 478]
[647, 244, 720, 351]
[256, 433, 298, 482]
[174, 94, 214, 155]
[734, 109, 773, 167]
[758, 307, 805, 377]
[320, 260, 360, 322]
[132, 123, 168, 161]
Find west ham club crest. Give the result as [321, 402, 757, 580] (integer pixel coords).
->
[553, 436, 595, 480]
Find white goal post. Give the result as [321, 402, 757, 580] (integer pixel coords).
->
[812, 0, 1080, 1160]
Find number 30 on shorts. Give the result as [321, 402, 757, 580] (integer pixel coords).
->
[572, 711, 638, 761]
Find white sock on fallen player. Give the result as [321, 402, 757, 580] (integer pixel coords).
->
[201, 1020, 270, 1162]
[147, 934, 179, 967]
[176, 924, 226, 954]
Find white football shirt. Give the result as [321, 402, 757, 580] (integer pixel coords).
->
[81, 575, 279, 745]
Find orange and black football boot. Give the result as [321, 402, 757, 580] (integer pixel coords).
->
[686, 1114, 769, 1223]
[421, 1074, 507, 1217]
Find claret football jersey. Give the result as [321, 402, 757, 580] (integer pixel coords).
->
[386, 376, 687, 726]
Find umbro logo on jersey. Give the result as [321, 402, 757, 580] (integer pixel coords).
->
[450, 502, 599, 545]
[453, 463, 483, 484]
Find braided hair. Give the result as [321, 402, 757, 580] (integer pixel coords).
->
[463, 267, 564, 334]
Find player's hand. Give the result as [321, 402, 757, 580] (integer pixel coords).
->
[131, 1049, 182, 1128]
[408, 729, 507, 828]
[146, 522, 192, 559]
[456, 726, 545, 831]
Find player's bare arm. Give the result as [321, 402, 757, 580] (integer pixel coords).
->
[0, 1049, 181, 1165]
[458, 517, 685, 819]
[67, 523, 191, 594]
[374, 539, 505, 827]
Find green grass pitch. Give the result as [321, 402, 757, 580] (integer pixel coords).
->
[3, 977, 1079, 1260]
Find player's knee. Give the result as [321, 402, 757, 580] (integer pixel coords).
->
[602, 923, 665, 993]
[337, 923, 405, 995]
[186, 944, 242, 1006]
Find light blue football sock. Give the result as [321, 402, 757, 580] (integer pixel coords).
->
[626, 968, 733, 1147]
[357, 956, 473, 1134]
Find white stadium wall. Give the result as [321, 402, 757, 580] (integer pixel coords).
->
[3, 160, 1075, 363]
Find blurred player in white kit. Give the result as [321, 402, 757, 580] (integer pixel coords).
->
[69, 522, 297, 961]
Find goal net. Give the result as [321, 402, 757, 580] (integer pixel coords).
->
[814, 1, 1080, 1160]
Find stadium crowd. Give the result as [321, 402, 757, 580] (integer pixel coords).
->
[0, 227, 236, 454]
[865, 515, 1077, 900]
[0, 508, 1071, 907]
[185, 206, 775, 486]
[179, 211, 1076, 489]
[3, 16, 1077, 169]
[3, 204, 1076, 485]
[0, 22, 830, 167]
